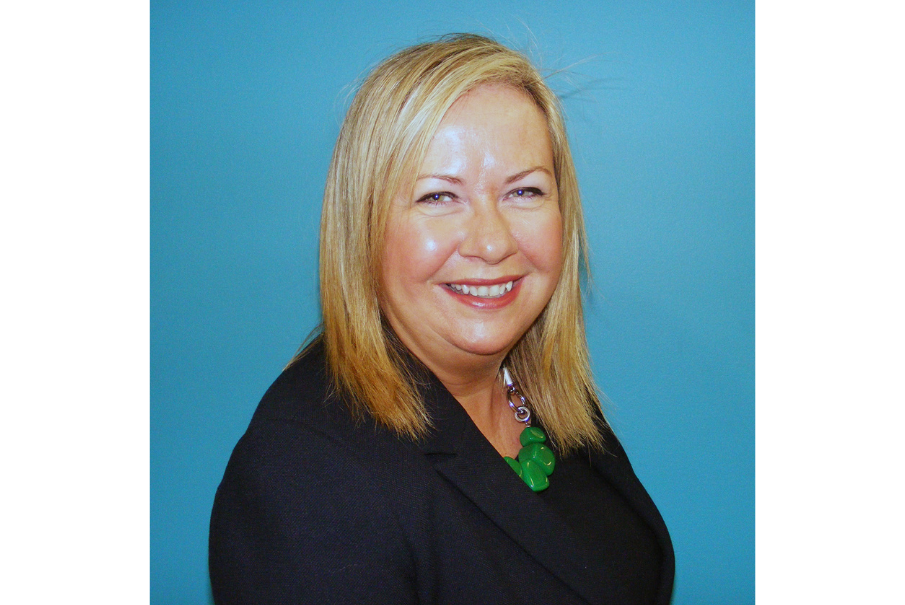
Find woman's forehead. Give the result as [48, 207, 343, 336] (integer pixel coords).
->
[417, 85, 552, 177]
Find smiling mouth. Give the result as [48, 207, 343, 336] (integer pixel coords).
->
[446, 280, 514, 299]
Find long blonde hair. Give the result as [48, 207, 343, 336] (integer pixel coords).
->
[311, 33, 604, 454]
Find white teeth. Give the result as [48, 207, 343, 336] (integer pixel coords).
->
[449, 281, 515, 299]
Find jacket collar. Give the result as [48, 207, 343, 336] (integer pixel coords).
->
[588, 427, 676, 604]
[416, 372, 665, 604]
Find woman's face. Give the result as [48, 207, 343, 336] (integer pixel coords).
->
[380, 84, 563, 375]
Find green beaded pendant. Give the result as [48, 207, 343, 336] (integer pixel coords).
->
[503, 426, 556, 492]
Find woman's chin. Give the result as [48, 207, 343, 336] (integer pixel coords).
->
[450, 335, 518, 359]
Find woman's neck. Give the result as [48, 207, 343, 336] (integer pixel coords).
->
[433, 361, 523, 458]
[391, 332, 523, 457]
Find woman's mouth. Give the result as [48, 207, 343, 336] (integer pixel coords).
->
[447, 280, 514, 299]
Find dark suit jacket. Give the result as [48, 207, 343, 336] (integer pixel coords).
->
[210, 340, 675, 604]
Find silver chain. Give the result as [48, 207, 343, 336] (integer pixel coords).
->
[502, 367, 531, 426]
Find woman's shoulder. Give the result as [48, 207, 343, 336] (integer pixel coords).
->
[244, 338, 369, 443]
[210, 339, 420, 603]
[223, 337, 417, 490]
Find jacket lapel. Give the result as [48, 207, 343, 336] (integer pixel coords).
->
[590, 430, 676, 604]
[417, 377, 626, 605]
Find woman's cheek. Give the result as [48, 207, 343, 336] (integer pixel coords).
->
[513, 209, 563, 271]
[406, 219, 462, 278]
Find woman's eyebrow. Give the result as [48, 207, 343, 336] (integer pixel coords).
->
[504, 166, 552, 184]
[416, 174, 463, 184]
[416, 167, 552, 185]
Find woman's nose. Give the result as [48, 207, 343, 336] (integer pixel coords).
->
[457, 202, 518, 264]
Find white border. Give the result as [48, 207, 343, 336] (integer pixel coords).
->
[757, 1, 903, 602]
[2, 2, 150, 602]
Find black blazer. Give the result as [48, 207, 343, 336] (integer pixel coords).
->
[210, 340, 674, 604]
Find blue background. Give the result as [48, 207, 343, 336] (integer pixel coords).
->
[152, 1, 753, 603]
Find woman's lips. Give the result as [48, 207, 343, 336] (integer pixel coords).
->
[447, 280, 513, 298]
[443, 277, 522, 308]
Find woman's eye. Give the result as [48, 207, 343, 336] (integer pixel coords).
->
[509, 187, 543, 199]
[417, 192, 455, 204]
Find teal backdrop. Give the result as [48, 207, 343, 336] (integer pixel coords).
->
[151, 1, 754, 603]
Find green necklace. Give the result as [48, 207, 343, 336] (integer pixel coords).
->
[501, 368, 556, 492]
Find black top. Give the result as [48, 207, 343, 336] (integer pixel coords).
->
[538, 444, 662, 604]
[209, 339, 674, 604]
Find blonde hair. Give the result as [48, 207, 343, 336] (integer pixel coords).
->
[312, 33, 604, 454]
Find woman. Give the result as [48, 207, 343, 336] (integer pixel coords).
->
[210, 34, 674, 604]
